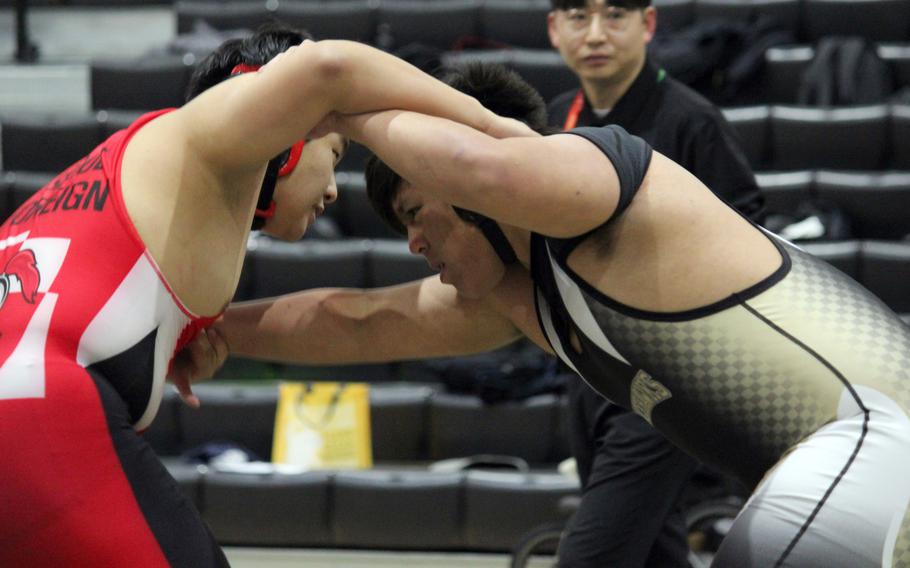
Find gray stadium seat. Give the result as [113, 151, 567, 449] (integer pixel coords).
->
[891, 105, 910, 169]
[91, 57, 194, 111]
[367, 239, 435, 287]
[653, 0, 696, 34]
[96, 110, 144, 140]
[333, 470, 463, 549]
[755, 170, 813, 216]
[800, 0, 910, 42]
[769, 105, 889, 170]
[0, 114, 101, 174]
[203, 470, 334, 546]
[815, 171, 910, 240]
[463, 471, 577, 551]
[481, 0, 552, 49]
[694, 0, 800, 33]
[377, 0, 481, 51]
[335, 141, 371, 174]
[175, 1, 277, 35]
[0, 174, 10, 222]
[723, 105, 770, 168]
[860, 240, 910, 314]
[277, 0, 377, 42]
[428, 393, 561, 463]
[800, 240, 862, 281]
[761, 45, 813, 104]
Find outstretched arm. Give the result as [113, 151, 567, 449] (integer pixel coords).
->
[178, 40, 500, 173]
[339, 110, 622, 238]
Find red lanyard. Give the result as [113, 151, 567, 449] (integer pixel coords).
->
[563, 89, 585, 131]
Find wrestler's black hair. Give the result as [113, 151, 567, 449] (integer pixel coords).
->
[185, 23, 313, 101]
[366, 62, 553, 236]
[549, 0, 651, 11]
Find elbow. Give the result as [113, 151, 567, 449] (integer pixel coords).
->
[307, 40, 353, 91]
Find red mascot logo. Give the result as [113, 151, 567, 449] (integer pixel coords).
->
[0, 249, 41, 311]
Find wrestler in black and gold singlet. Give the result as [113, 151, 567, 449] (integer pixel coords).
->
[533, 126, 910, 568]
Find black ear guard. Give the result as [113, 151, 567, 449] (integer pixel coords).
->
[453, 206, 517, 265]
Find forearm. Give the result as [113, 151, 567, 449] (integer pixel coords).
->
[322, 41, 496, 134]
[217, 289, 384, 365]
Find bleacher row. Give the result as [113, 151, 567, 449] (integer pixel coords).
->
[151, 384, 576, 552]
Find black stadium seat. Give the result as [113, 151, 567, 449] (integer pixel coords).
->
[815, 171, 910, 240]
[204, 470, 334, 547]
[801, 0, 910, 42]
[891, 105, 910, 169]
[277, 0, 377, 42]
[91, 57, 193, 111]
[760, 46, 814, 104]
[463, 471, 577, 551]
[427, 393, 561, 463]
[2, 171, 56, 217]
[377, 0, 480, 51]
[507, 49, 579, 102]
[723, 105, 770, 168]
[242, 238, 369, 298]
[880, 44, 910, 91]
[333, 470, 463, 549]
[769, 105, 889, 171]
[481, 0, 552, 49]
[860, 240, 910, 314]
[653, 0, 695, 34]
[694, 0, 800, 33]
[0, 114, 101, 174]
[175, 1, 277, 35]
[367, 239, 435, 287]
[333, 172, 403, 239]
[755, 170, 813, 217]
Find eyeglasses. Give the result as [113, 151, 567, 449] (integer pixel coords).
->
[561, 5, 637, 33]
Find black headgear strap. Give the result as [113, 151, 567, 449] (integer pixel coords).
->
[250, 156, 279, 230]
[453, 207, 517, 265]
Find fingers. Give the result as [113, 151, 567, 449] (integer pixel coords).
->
[166, 326, 230, 409]
[173, 373, 201, 409]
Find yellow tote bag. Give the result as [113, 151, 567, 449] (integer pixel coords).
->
[272, 382, 372, 470]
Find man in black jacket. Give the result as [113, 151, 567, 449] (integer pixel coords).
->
[546, 1, 764, 565]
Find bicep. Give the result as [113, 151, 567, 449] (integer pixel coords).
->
[469, 134, 621, 238]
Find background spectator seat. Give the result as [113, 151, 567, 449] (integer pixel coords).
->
[815, 171, 910, 240]
[1, 171, 55, 221]
[175, 1, 276, 35]
[755, 170, 813, 216]
[723, 105, 770, 168]
[377, 0, 481, 51]
[332, 172, 404, 239]
[860, 240, 910, 315]
[653, 0, 696, 34]
[694, 0, 800, 35]
[760, 45, 813, 104]
[769, 105, 889, 170]
[800, 0, 910, 43]
[891, 104, 910, 169]
[1, 113, 101, 174]
[367, 239, 435, 287]
[278, 0, 377, 43]
[91, 56, 194, 111]
[480, 0, 552, 49]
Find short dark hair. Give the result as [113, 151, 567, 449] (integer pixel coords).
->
[366, 62, 550, 235]
[549, 0, 651, 11]
[185, 23, 313, 102]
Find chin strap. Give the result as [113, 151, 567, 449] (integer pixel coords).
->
[453, 207, 517, 265]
